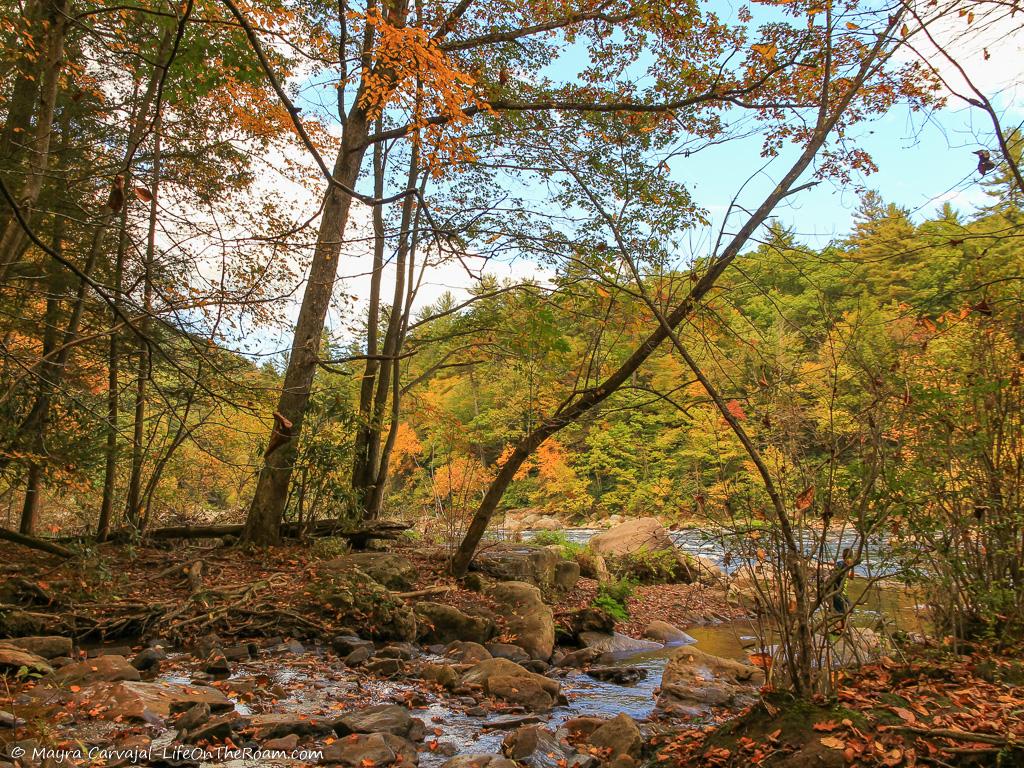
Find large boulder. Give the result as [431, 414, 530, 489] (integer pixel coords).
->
[326, 552, 419, 591]
[588, 518, 693, 583]
[312, 566, 417, 642]
[461, 658, 560, 712]
[474, 544, 560, 595]
[656, 646, 764, 715]
[588, 518, 674, 556]
[415, 602, 495, 645]
[486, 582, 554, 660]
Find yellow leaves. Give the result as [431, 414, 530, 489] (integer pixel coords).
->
[750, 43, 777, 62]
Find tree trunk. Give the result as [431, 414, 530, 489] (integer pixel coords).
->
[97, 207, 129, 540]
[242, 107, 371, 544]
[351, 127, 386, 508]
[0, 0, 68, 281]
[125, 109, 163, 526]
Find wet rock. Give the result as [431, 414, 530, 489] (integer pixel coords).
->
[739, 635, 758, 649]
[474, 544, 560, 596]
[487, 675, 554, 711]
[501, 726, 593, 768]
[72, 680, 232, 721]
[412, 662, 459, 689]
[1, 636, 72, 659]
[131, 646, 167, 671]
[337, 704, 418, 739]
[377, 643, 416, 660]
[461, 658, 560, 712]
[656, 646, 765, 715]
[585, 666, 647, 685]
[485, 643, 530, 664]
[0, 643, 53, 675]
[202, 650, 231, 675]
[578, 632, 661, 655]
[174, 702, 211, 732]
[415, 602, 495, 645]
[643, 621, 695, 646]
[266, 638, 306, 655]
[320, 732, 418, 767]
[444, 641, 492, 664]
[181, 712, 242, 744]
[486, 582, 554, 661]
[558, 717, 604, 742]
[328, 552, 418, 591]
[442, 755, 518, 768]
[587, 714, 641, 758]
[45, 654, 140, 686]
[521, 659, 550, 674]
[363, 657, 403, 676]
[332, 635, 374, 656]
[482, 714, 543, 730]
[249, 713, 333, 739]
[263, 733, 300, 751]
[554, 647, 603, 668]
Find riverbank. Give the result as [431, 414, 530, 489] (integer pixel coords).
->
[4, 535, 1023, 768]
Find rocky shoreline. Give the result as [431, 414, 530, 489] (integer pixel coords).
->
[1, 521, 765, 768]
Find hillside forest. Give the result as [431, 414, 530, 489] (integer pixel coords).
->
[1, 0, 1024, 766]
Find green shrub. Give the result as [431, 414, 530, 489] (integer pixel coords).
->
[607, 548, 689, 584]
[590, 577, 636, 623]
[531, 530, 584, 559]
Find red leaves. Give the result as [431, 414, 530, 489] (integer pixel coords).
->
[725, 399, 747, 421]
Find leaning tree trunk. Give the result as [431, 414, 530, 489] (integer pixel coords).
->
[448, 14, 898, 577]
[242, 107, 372, 545]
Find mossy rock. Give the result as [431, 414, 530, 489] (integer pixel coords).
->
[310, 567, 417, 642]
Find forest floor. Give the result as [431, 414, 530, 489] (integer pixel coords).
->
[3, 539, 1023, 768]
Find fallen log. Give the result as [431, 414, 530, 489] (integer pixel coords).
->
[0, 527, 74, 558]
[139, 519, 411, 543]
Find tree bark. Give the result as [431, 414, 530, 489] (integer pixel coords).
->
[0, 0, 68, 281]
[242, 106, 372, 544]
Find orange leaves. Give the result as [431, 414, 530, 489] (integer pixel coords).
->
[750, 43, 777, 62]
[795, 485, 815, 512]
[357, 9, 488, 172]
